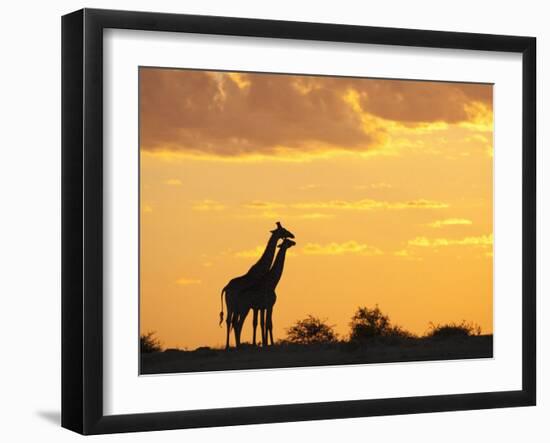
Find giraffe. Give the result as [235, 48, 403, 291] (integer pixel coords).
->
[235, 238, 296, 346]
[219, 222, 294, 349]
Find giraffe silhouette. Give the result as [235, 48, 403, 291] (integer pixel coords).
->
[235, 238, 296, 346]
[220, 222, 295, 349]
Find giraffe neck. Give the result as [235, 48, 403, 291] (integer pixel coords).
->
[265, 247, 288, 291]
[246, 233, 279, 278]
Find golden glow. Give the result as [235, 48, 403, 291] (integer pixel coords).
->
[163, 178, 182, 186]
[176, 277, 202, 286]
[302, 241, 383, 256]
[428, 218, 473, 228]
[140, 68, 493, 349]
[191, 200, 226, 211]
[228, 72, 251, 89]
[408, 234, 493, 248]
[292, 198, 449, 210]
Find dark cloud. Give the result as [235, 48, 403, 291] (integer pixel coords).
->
[354, 79, 492, 124]
[140, 69, 492, 157]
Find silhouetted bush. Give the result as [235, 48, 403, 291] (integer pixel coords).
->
[426, 321, 481, 339]
[286, 315, 338, 345]
[164, 348, 183, 353]
[349, 305, 414, 341]
[140, 331, 162, 353]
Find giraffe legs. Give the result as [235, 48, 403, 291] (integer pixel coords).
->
[223, 289, 276, 348]
[233, 312, 242, 347]
[224, 290, 234, 350]
[260, 309, 266, 346]
[229, 306, 274, 347]
[266, 306, 274, 345]
[225, 311, 232, 349]
[235, 308, 250, 347]
[252, 309, 259, 345]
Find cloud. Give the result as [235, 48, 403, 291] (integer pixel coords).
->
[428, 218, 473, 228]
[192, 200, 226, 211]
[239, 200, 335, 220]
[140, 69, 376, 158]
[176, 277, 202, 286]
[467, 134, 490, 144]
[238, 198, 448, 221]
[240, 199, 448, 217]
[408, 234, 493, 248]
[242, 201, 286, 210]
[140, 68, 492, 159]
[355, 182, 393, 190]
[164, 178, 182, 186]
[356, 79, 492, 125]
[295, 213, 334, 220]
[298, 184, 322, 190]
[238, 210, 334, 220]
[465, 133, 494, 158]
[234, 245, 298, 259]
[393, 249, 423, 261]
[234, 246, 264, 259]
[302, 241, 382, 256]
[292, 198, 448, 211]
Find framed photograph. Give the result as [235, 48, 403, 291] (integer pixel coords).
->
[62, 8, 536, 435]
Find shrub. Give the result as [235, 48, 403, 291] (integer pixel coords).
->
[349, 305, 414, 341]
[140, 331, 162, 353]
[286, 315, 338, 345]
[426, 321, 481, 338]
[384, 324, 416, 339]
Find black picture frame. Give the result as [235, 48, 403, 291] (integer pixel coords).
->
[62, 8, 536, 435]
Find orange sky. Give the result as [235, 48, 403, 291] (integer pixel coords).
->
[139, 68, 493, 350]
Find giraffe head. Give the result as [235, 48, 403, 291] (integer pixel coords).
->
[271, 221, 295, 239]
[278, 238, 296, 249]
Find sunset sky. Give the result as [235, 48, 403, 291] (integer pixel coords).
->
[139, 67, 493, 350]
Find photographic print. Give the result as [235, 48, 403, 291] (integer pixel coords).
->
[62, 10, 536, 433]
[139, 67, 494, 375]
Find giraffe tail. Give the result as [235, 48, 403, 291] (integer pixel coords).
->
[219, 287, 226, 327]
